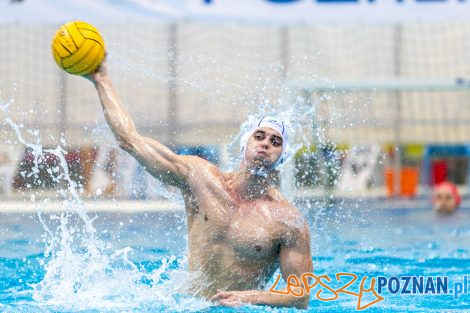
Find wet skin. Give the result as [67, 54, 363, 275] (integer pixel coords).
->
[87, 60, 312, 309]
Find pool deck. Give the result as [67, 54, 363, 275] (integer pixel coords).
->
[1, 197, 469, 212]
[0, 199, 185, 213]
[0, 187, 468, 212]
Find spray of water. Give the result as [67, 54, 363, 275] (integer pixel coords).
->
[0, 91, 211, 312]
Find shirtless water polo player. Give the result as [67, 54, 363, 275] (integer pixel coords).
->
[85, 60, 312, 309]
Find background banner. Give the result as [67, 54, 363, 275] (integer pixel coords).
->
[2, 0, 470, 23]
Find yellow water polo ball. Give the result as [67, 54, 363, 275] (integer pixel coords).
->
[51, 21, 105, 76]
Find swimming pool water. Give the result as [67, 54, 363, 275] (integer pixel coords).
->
[0, 202, 469, 312]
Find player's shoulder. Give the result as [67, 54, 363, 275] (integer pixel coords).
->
[269, 190, 307, 230]
[269, 188, 296, 211]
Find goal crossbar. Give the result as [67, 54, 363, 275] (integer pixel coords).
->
[284, 78, 470, 92]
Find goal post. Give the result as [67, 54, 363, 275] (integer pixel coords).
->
[281, 78, 470, 197]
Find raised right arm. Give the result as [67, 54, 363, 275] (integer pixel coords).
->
[88, 61, 190, 188]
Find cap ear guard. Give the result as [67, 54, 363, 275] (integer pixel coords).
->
[277, 144, 290, 166]
[272, 143, 290, 169]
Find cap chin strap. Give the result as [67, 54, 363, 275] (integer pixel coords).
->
[249, 167, 269, 178]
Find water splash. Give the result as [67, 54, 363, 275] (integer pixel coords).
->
[0, 91, 210, 312]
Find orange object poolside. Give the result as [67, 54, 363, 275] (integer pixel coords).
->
[385, 167, 420, 197]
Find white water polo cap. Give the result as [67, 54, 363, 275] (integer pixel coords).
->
[241, 116, 290, 173]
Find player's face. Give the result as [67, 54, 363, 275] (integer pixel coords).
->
[244, 127, 283, 169]
[433, 187, 457, 214]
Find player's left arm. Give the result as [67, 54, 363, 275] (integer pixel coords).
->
[211, 214, 313, 309]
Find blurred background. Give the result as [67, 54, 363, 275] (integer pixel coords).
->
[0, 0, 469, 202]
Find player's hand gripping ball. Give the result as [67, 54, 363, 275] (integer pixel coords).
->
[51, 21, 105, 76]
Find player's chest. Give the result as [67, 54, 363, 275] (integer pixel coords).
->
[225, 212, 281, 259]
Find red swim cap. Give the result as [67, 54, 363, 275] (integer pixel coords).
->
[433, 181, 462, 207]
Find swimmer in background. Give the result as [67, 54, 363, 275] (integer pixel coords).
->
[432, 181, 461, 215]
[85, 59, 312, 309]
